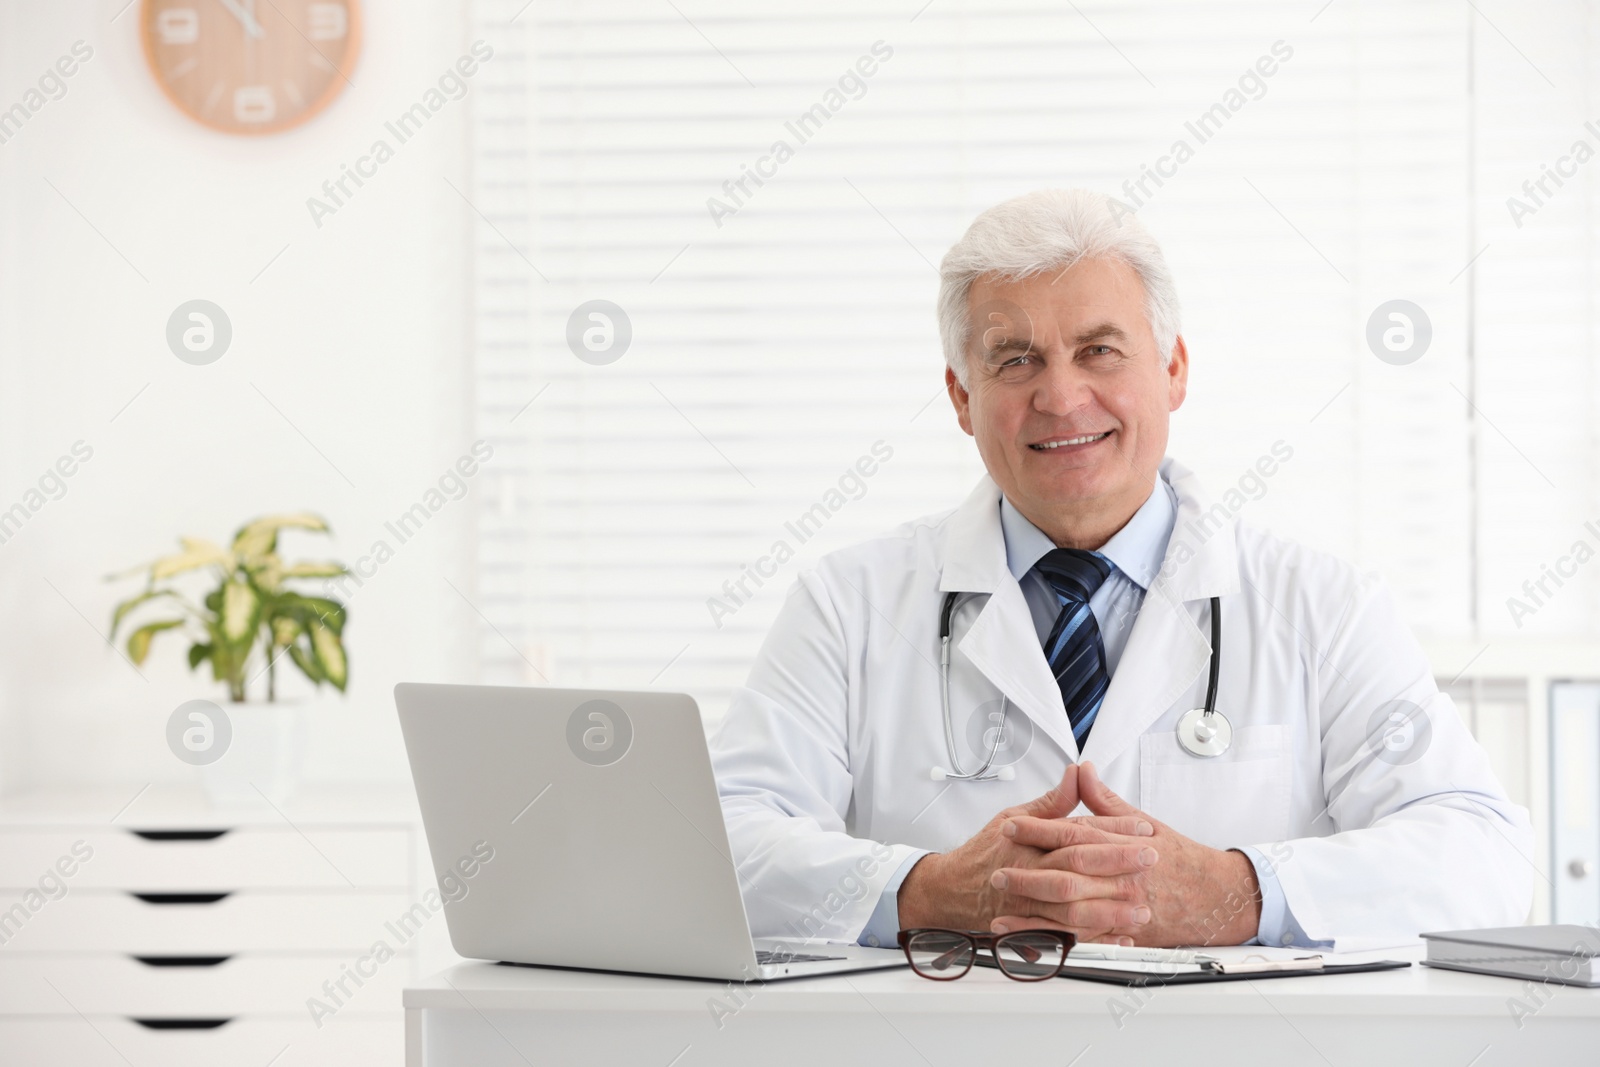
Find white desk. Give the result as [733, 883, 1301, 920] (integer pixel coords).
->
[405, 946, 1600, 1066]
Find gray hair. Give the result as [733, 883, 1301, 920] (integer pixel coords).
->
[937, 189, 1182, 388]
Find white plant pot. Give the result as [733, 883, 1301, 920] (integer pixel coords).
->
[200, 700, 311, 807]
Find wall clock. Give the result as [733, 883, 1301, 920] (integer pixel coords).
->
[141, 0, 361, 135]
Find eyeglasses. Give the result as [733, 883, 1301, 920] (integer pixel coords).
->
[896, 928, 1076, 981]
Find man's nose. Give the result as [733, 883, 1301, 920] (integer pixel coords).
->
[1033, 356, 1094, 416]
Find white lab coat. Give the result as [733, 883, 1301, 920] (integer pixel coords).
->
[708, 456, 1534, 951]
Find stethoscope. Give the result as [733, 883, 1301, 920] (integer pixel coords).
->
[1175, 595, 1230, 757]
[932, 590, 1015, 781]
[930, 591, 1230, 781]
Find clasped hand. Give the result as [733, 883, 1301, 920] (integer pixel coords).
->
[897, 762, 1261, 947]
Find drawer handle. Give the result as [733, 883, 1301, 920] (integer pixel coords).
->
[132, 955, 232, 968]
[130, 892, 231, 905]
[131, 829, 231, 842]
[131, 1018, 233, 1030]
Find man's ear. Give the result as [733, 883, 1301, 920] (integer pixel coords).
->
[946, 365, 975, 436]
[1165, 335, 1189, 412]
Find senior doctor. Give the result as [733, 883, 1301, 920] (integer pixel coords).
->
[708, 188, 1533, 952]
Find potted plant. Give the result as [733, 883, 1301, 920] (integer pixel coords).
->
[108, 513, 351, 801]
[109, 512, 350, 700]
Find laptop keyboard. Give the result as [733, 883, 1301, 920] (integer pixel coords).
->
[755, 949, 846, 965]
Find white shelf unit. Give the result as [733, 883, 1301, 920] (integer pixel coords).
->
[1426, 638, 1600, 926]
[0, 786, 451, 1067]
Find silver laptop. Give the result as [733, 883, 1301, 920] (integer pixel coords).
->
[394, 682, 908, 981]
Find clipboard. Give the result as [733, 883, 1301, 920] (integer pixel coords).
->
[973, 954, 1412, 987]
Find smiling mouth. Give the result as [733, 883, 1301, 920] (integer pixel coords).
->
[1029, 431, 1112, 451]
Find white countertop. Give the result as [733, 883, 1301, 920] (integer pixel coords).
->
[405, 945, 1600, 1018]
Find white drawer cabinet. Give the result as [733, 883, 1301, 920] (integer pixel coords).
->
[0, 786, 443, 1065]
[0, 826, 412, 890]
[1, 889, 417, 953]
[0, 1016, 401, 1067]
[0, 954, 410, 1016]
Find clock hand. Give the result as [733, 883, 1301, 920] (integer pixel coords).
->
[215, 0, 265, 39]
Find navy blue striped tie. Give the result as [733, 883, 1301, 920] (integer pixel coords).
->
[1035, 548, 1114, 747]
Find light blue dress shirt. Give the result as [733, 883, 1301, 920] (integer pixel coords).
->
[858, 475, 1321, 949]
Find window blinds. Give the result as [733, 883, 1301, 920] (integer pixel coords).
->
[467, 0, 1598, 721]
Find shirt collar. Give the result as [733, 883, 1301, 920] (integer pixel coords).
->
[999, 475, 1177, 592]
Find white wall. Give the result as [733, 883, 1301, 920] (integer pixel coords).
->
[0, 0, 482, 795]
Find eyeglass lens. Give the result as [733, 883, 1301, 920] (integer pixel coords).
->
[992, 931, 1067, 979]
[904, 930, 976, 978]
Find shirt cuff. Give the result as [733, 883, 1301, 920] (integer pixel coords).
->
[1240, 845, 1333, 949]
[857, 851, 930, 948]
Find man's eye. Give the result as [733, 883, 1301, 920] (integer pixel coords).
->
[1085, 345, 1115, 357]
[984, 353, 1031, 375]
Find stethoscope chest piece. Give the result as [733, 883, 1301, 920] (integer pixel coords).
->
[1176, 705, 1231, 758]
[1172, 596, 1230, 758]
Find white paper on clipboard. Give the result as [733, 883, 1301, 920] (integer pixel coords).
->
[1055, 954, 1324, 977]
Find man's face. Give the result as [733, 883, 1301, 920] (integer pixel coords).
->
[946, 257, 1188, 540]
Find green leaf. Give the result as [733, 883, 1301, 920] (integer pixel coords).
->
[309, 623, 348, 691]
[187, 642, 213, 670]
[249, 553, 285, 591]
[220, 579, 260, 645]
[271, 615, 302, 647]
[149, 538, 233, 581]
[110, 589, 182, 637]
[270, 593, 345, 635]
[288, 642, 325, 684]
[207, 642, 231, 683]
[295, 596, 347, 634]
[126, 619, 185, 664]
[280, 561, 347, 579]
[232, 513, 330, 562]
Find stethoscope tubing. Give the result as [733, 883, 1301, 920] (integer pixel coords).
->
[937, 590, 1227, 777]
[1202, 593, 1221, 722]
[937, 591, 1010, 781]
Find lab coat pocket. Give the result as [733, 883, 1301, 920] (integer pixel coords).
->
[1138, 724, 1292, 850]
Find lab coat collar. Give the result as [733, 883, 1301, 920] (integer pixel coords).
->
[937, 455, 1235, 599]
[938, 485, 1081, 758]
[1150, 454, 1241, 604]
[936, 455, 1239, 767]
[938, 474, 1012, 596]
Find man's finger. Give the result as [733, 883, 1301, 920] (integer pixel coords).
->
[994, 897, 1151, 933]
[989, 914, 1111, 942]
[1032, 842, 1159, 877]
[1008, 762, 1080, 820]
[991, 865, 1140, 904]
[1081, 933, 1138, 947]
[995, 920, 1142, 948]
[1078, 760, 1141, 818]
[1002, 813, 1153, 848]
[988, 917, 1137, 948]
